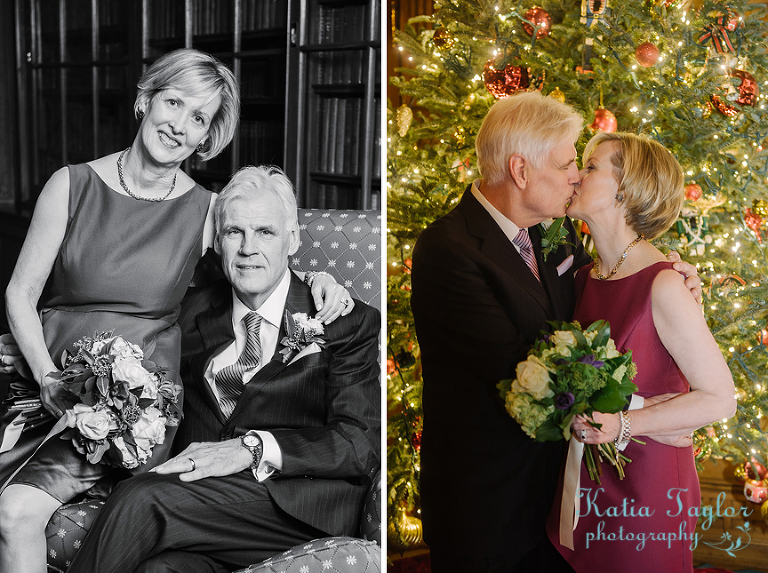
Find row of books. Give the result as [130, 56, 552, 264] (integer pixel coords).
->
[147, 0, 288, 39]
[309, 3, 369, 45]
[310, 51, 367, 86]
[38, 0, 127, 31]
[313, 183, 361, 210]
[241, 59, 285, 100]
[316, 97, 362, 176]
[238, 120, 284, 167]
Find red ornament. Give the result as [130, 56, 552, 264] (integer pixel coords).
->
[745, 479, 768, 504]
[635, 42, 660, 67]
[711, 94, 738, 117]
[759, 329, 768, 346]
[589, 108, 617, 133]
[387, 358, 396, 375]
[522, 7, 552, 39]
[744, 208, 763, 243]
[684, 183, 703, 202]
[483, 60, 530, 99]
[746, 457, 768, 480]
[403, 257, 412, 274]
[730, 70, 760, 107]
[411, 429, 422, 452]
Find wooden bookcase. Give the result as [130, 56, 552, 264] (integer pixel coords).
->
[285, 0, 381, 210]
[9, 0, 380, 207]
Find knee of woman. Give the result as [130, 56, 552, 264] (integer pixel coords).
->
[0, 485, 60, 534]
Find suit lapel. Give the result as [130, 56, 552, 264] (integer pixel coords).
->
[224, 273, 316, 424]
[529, 224, 564, 320]
[460, 189, 554, 318]
[191, 287, 236, 425]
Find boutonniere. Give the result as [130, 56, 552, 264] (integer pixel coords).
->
[538, 217, 574, 262]
[278, 311, 327, 363]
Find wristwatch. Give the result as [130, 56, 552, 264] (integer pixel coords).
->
[240, 431, 263, 471]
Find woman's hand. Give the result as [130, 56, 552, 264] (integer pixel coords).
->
[310, 274, 355, 324]
[39, 373, 69, 418]
[572, 412, 621, 444]
[0, 333, 27, 377]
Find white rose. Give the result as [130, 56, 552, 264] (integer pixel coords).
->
[513, 356, 554, 400]
[110, 337, 144, 360]
[551, 330, 577, 356]
[131, 407, 168, 456]
[67, 403, 113, 441]
[112, 357, 155, 389]
[603, 338, 622, 359]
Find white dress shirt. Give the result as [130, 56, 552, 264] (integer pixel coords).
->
[203, 269, 293, 481]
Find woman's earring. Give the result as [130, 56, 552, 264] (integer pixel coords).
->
[196, 141, 206, 153]
[615, 193, 624, 202]
[137, 109, 144, 120]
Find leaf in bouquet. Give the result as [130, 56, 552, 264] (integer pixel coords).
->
[497, 378, 513, 399]
[535, 419, 564, 442]
[80, 348, 95, 365]
[590, 386, 629, 414]
[86, 440, 110, 465]
[96, 375, 111, 398]
[571, 329, 590, 349]
[587, 320, 611, 348]
[137, 397, 155, 409]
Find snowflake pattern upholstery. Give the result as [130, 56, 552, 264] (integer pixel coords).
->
[233, 538, 381, 573]
[45, 498, 106, 573]
[291, 210, 381, 311]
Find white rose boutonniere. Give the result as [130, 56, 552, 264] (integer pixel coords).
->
[279, 311, 327, 363]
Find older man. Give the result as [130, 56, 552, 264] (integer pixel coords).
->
[67, 166, 380, 573]
[411, 92, 698, 572]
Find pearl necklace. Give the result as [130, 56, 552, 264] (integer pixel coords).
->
[116, 148, 176, 202]
[596, 234, 644, 280]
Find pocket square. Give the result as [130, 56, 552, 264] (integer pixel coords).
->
[557, 254, 575, 276]
[287, 342, 323, 366]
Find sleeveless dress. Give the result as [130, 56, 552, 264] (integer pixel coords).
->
[547, 261, 699, 573]
[0, 163, 211, 502]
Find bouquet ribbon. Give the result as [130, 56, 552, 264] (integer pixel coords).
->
[559, 437, 584, 550]
[0, 412, 25, 453]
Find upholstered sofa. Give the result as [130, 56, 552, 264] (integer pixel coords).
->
[45, 208, 382, 572]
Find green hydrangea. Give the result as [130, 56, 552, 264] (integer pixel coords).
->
[505, 392, 553, 439]
[557, 361, 607, 395]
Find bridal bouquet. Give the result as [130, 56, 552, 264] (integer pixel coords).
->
[498, 320, 638, 482]
[51, 332, 182, 469]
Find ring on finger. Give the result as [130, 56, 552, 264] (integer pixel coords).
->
[341, 298, 350, 308]
[580, 429, 587, 441]
[188, 458, 196, 472]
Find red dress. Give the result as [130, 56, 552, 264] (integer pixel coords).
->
[547, 261, 699, 573]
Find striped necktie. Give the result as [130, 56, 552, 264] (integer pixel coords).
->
[513, 228, 541, 283]
[215, 312, 262, 418]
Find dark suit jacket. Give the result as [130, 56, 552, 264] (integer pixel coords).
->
[410, 188, 592, 559]
[174, 271, 381, 537]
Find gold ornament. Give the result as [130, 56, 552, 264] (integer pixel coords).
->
[753, 198, 768, 218]
[734, 463, 748, 484]
[695, 193, 726, 216]
[396, 104, 413, 137]
[762, 499, 768, 525]
[549, 87, 566, 103]
[387, 506, 423, 550]
[432, 28, 456, 50]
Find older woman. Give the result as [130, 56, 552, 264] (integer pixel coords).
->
[0, 49, 350, 573]
[547, 132, 736, 572]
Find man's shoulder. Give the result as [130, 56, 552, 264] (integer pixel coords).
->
[180, 278, 231, 323]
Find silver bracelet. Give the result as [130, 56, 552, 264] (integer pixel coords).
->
[615, 411, 631, 449]
[304, 271, 332, 288]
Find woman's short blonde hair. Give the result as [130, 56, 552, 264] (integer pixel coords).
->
[583, 132, 684, 240]
[134, 49, 240, 161]
[475, 91, 584, 185]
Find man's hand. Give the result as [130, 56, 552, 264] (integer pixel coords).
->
[667, 251, 702, 305]
[0, 333, 31, 379]
[151, 439, 252, 482]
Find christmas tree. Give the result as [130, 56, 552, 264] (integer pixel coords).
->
[387, 0, 768, 549]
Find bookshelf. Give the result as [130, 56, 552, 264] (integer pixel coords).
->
[285, 0, 381, 210]
[10, 0, 379, 206]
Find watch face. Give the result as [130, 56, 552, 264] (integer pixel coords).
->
[243, 434, 260, 447]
